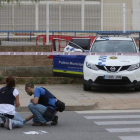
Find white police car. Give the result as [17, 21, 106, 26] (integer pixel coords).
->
[83, 36, 140, 91]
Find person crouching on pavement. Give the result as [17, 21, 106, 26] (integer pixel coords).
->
[0, 76, 24, 130]
[24, 83, 58, 126]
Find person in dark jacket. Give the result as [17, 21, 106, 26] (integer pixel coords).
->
[0, 76, 23, 130]
[24, 83, 58, 126]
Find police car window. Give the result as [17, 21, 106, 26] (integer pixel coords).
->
[91, 40, 137, 53]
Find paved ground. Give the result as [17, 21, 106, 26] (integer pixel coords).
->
[1, 84, 140, 111]
[2, 111, 140, 140]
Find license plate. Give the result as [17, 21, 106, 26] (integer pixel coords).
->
[104, 75, 122, 79]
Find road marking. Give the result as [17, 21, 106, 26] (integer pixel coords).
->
[118, 136, 140, 140]
[84, 115, 140, 119]
[79, 111, 140, 139]
[23, 130, 48, 135]
[94, 121, 140, 125]
[106, 128, 140, 133]
[76, 110, 140, 114]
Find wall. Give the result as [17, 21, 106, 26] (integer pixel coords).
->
[0, 45, 53, 77]
[132, 0, 140, 30]
[0, 45, 52, 66]
[103, 0, 132, 31]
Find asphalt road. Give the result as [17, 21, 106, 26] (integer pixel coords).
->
[1, 110, 140, 140]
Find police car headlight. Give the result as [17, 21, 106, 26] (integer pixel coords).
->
[127, 63, 140, 71]
[86, 62, 99, 71]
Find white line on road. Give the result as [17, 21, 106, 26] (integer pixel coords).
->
[94, 121, 140, 125]
[106, 128, 140, 133]
[118, 136, 140, 140]
[84, 115, 140, 119]
[76, 110, 140, 114]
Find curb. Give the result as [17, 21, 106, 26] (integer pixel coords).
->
[0, 77, 83, 84]
[65, 103, 98, 111]
[16, 103, 97, 112]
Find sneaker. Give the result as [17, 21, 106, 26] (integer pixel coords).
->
[51, 116, 58, 125]
[0, 119, 5, 127]
[7, 119, 12, 130]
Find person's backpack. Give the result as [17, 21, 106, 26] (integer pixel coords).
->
[55, 100, 65, 112]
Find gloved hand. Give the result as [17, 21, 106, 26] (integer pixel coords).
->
[23, 119, 26, 124]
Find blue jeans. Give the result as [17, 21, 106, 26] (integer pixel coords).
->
[0, 112, 23, 128]
[12, 112, 24, 128]
[28, 103, 54, 123]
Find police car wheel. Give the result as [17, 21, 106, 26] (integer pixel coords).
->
[83, 83, 91, 91]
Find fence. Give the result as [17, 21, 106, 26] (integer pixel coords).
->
[0, 1, 140, 46]
[0, 1, 101, 31]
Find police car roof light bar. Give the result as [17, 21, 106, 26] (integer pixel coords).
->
[96, 31, 134, 36]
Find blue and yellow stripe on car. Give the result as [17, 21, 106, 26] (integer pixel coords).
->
[53, 69, 83, 75]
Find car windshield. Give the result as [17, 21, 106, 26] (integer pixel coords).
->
[91, 40, 137, 53]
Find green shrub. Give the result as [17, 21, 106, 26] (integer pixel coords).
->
[29, 77, 47, 84]
[61, 78, 68, 84]
[29, 78, 36, 84]
[39, 77, 47, 84]
[0, 76, 3, 82]
[17, 78, 25, 84]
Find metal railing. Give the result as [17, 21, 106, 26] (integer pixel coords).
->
[0, 30, 140, 40]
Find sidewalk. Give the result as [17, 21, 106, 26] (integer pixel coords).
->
[15, 84, 97, 112]
[3, 84, 140, 111]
